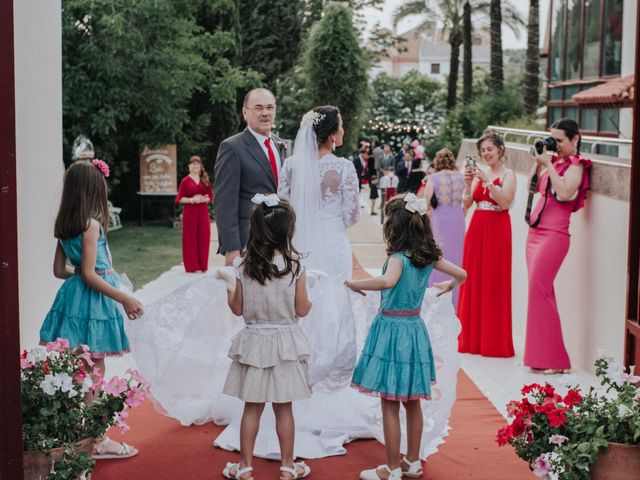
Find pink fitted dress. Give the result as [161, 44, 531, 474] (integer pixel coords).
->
[523, 154, 591, 370]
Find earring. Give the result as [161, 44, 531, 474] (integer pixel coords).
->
[332, 140, 336, 151]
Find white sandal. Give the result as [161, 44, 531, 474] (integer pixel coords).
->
[401, 457, 423, 478]
[279, 461, 311, 479]
[360, 464, 403, 480]
[91, 437, 138, 460]
[222, 462, 254, 480]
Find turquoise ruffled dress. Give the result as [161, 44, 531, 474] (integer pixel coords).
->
[40, 224, 130, 357]
[351, 252, 436, 401]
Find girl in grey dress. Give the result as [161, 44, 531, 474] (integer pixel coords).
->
[219, 194, 313, 480]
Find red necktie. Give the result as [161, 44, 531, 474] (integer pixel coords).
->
[264, 138, 278, 185]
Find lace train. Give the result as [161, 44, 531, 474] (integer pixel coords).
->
[127, 270, 460, 459]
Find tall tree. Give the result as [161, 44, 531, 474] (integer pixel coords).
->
[462, 1, 473, 104]
[237, 0, 303, 90]
[304, 3, 369, 152]
[523, 0, 540, 115]
[489, 0, 504, 93]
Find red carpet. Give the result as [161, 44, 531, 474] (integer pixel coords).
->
[92, 371, 533, 479]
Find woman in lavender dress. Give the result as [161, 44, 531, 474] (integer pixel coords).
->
[419, 148, 466, 309]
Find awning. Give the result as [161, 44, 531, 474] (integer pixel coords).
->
[572, 75, 634, 109]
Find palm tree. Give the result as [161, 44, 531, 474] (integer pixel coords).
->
[463, 1, 472, 104]
[523, 0, 539, 116]
[393, 0, 524, 109]
[489, 0, 526, 94]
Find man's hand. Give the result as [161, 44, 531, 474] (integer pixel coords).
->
[224, 250, 241, 267]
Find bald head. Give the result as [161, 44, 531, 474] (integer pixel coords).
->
[243, 88, 276, 108]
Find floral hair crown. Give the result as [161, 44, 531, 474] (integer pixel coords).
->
[91, 159, 110, 178]
[403, 193, 428, 216]
[300, 110, 326, 128]
[251, 193, 279, 207]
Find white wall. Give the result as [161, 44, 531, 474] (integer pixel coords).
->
[459, 141, 629, 370]
[14, 0, 64, 348]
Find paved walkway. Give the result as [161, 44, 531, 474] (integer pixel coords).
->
[112, 195, 597, 422]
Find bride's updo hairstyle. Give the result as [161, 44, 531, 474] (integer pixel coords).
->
[383, 194, 442, 268]
[312, 105, 340, 145]
[243, 198, 302, 285]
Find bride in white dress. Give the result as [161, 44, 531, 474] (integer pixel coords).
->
[125, 107, 461, 461]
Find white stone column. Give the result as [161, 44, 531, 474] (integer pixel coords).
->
[14, 0, 64, 348]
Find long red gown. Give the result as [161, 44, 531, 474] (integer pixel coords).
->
[457, 176, 514, 357]
[176, 176, 213, 272]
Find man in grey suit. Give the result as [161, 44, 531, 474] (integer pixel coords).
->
[214, 88, 287, 266]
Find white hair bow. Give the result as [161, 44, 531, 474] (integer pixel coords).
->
[403, 193, 428, 216]
[251, 193, 280, 207]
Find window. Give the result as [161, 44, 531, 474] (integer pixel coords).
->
[600, 108, 620, 133]
[583, 0, 601, 78]
[550, 1, 566, 81]
[549, 87, 563, 101]
[566, 0, 582, 79]
[564, 85, 581, 100]
[431, 63, 440, 74]
[602, 0, 623, 76]
[564, 106, 578, 121]
[549, 106, 563, 124]
[581, 109, 597, 131]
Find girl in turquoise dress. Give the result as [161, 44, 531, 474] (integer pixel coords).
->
[346, 193, 467, 480]
[40, 159, 144, 459]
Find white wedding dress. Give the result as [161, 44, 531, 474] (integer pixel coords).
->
[126, 135, 461, 460]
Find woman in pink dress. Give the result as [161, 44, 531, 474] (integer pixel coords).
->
[524, 119, 592, 373]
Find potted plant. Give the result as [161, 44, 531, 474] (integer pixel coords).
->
[21, 338, 149, 480]
[497, 354, 640, 479]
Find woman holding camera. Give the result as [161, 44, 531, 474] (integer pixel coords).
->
[524, 118, 592, 374]
[457, 132, 516, 357]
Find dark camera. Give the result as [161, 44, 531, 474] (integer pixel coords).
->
[534, 136, 557, 155]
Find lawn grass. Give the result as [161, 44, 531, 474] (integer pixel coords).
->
[107, 223, 182, 289]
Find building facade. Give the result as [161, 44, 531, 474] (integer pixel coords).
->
[543, 0, 636, 156]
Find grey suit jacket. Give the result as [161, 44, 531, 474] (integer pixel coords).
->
[213, 128, 287, 254]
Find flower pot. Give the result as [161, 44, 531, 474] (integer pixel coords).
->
[23, 437, 94, 480]
[590, 442, 640, 479]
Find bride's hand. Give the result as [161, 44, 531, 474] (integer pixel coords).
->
[345, 279, 366, 296]
[434, 281, 454, 297]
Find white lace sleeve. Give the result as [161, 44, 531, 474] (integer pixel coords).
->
[341, 161, 361, 228]
[277, 158, 293, 200]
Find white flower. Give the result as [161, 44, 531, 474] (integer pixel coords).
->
[618, 404, 633, 418]
[79, 376, 93, 394]
[47, 350, 60, 360]
[67, 389, 79, 398]
[57, 373, 74, 393]
[40, 374, 61, 395]
[28, 346, 48, 363]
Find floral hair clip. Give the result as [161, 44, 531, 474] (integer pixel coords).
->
[403, 193, 428, 216]
[251, 193, 280, 207]
[300, 110, 326, 128]
[92, 159, 110, 178]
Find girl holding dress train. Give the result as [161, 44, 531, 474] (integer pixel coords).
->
[216, 194, 313, 480]
[346, 194, 467, 480]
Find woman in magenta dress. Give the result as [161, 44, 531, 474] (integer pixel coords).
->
[457, 132, 516, 357]
[176, 156, 213, 272]
[419, 148, 466, 309]
[524, 119, 592, 373]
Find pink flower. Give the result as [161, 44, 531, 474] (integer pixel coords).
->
[104, 376, 128, 396]
[115, 410, 130, 433]
[125, 387, 146, 408]
[506, 400, 520, 417]
[532, 454, 551, 477]
[92, 159, 110, 177]
[46, 338, 70, 352]
[126, 369, 151, 391]
[549, 434, 569, 445]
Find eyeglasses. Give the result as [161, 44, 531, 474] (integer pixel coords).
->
[246, 105, 277, 113]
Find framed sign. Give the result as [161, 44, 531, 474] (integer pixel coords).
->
[139, 144, 177, 193]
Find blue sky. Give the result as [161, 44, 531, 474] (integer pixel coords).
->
[363, 0, 550, 50]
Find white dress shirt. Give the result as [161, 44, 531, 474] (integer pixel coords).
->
[248, 126, 282, 176]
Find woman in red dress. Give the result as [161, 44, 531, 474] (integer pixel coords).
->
[176, 156, 213, 272]
[457, 132, 516, 357]
[524, 119, 591, 373]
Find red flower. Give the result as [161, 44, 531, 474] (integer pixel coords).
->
[511, 417, 527, 437]
[506, 400, 520, 417]
[564, 389, 583, 408]
[543, 383, 556, 397]
[521, 383, 542, 395]
[496, 425, 513, 446]
[42, 360, 50, 375]
[546, 408, 567, 427]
